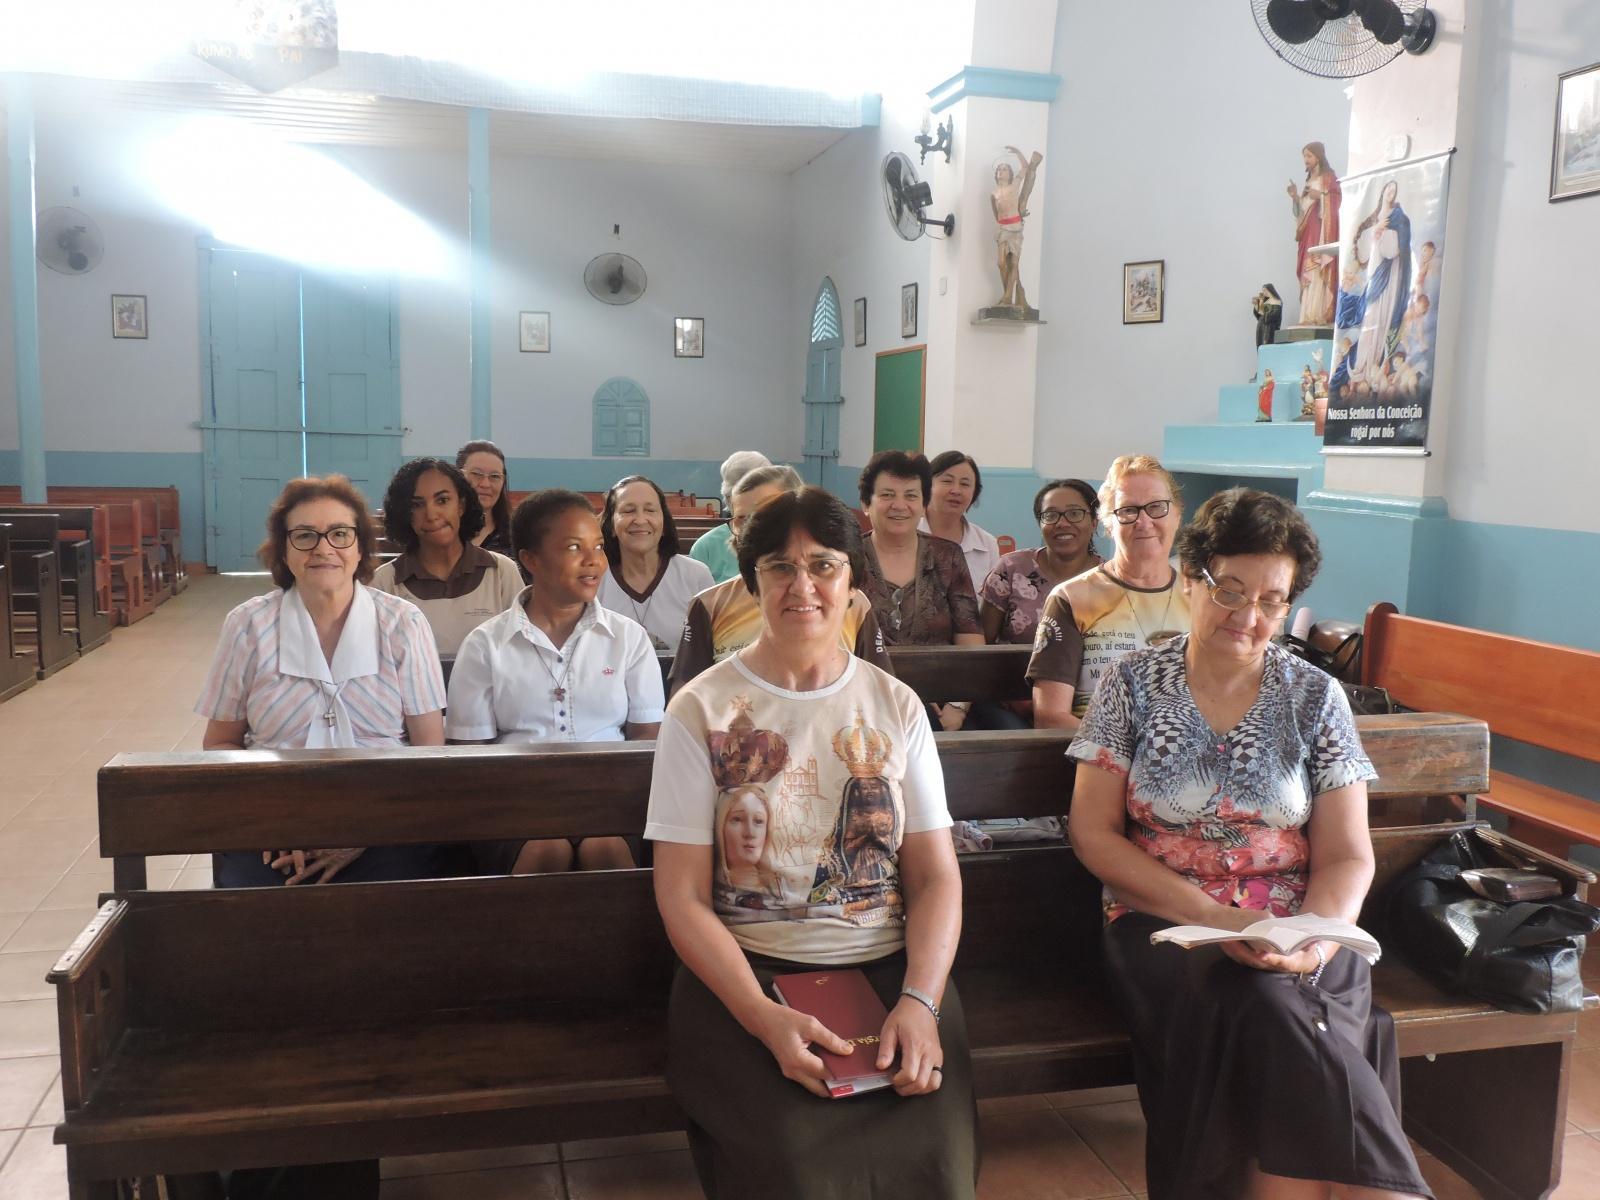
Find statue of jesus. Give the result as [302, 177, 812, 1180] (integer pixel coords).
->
[991, 146, 1044, 310]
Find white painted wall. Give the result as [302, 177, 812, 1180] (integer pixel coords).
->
[1033, 3, 1352, 481]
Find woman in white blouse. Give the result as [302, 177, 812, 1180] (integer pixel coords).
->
[920, 450, 1002, 593]
[596, 474, 714, 652]
[197, 475, 447, 889]
[449, 489, 664, 873]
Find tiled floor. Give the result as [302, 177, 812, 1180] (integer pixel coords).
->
[0, 573, 1592, 1198]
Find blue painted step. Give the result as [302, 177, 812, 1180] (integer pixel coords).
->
[1163, 421, 1322, 478]
[1218, 384, 1259, 423]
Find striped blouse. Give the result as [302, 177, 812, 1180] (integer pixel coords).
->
[195, 584, 446, 749]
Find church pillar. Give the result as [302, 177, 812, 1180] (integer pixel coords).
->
[468, 106, 492, 440]
[6, 74, 46, 502]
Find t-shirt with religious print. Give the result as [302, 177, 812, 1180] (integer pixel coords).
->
[1067, 636, 1377, 921]
[646, 653, 952, 965]
[666, 576, 893, 697]
[1026, 564, 1190, 716]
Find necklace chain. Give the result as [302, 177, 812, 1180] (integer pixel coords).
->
[1121, 572, 1177, 647]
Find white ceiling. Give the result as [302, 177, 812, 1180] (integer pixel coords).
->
[42, 77, 853, 173]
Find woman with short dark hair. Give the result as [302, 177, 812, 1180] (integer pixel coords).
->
[921, 450, 1001, 592]
[979, 477, 1102, 646]
[455, 439, 514, 557]
[648, 486, 975, 1198]
[371, 457, 523, 666]
[597, 474, 714, 651]
[1068, 488, 1426, 1200]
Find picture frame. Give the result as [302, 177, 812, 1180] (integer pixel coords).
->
[1550, 61, 1600, 202]
[1122, 261, 1164, 325]
[854, 296, 867, 347]
[674, 316, 704, 359]
[518, 310, 550, 353]
[900, 283, 918, 338]
[111, 294, 147, 340]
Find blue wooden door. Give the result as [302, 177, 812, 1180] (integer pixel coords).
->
[301, 272, 402, 509]
[203, 249, 305, 572]
[803, 279, 844, 490]
[593, 378, 650, 457]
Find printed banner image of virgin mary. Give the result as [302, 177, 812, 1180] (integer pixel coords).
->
[810, 707, 904, 923]
[706, 696, 792, 913]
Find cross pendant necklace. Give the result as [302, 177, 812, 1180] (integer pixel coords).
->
[323, 707, 337, 726]
[552, 685, 567, 701]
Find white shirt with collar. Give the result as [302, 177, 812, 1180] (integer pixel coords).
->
[918, 515, 1003, 594]
[446, 587, 666, 743]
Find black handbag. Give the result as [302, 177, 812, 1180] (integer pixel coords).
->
[1381, 831, 1600, 1015]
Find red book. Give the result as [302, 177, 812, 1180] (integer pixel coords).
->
[771, 969, 894, 1098]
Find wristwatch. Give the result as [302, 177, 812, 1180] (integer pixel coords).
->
[900, 986, 942, 1023]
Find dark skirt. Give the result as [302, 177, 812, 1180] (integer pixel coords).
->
[667, 952, 978, 1200]
[1105, 912, 1432, 1200]
[213, 845, 454, 888]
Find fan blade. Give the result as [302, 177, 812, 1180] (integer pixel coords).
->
[1266, 0, 1325, 44]
[607, 266, 626, 294]
[1354, 0, 1405, 44]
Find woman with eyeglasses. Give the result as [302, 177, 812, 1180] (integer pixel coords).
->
[198, 475, 448, 890]
[1028, 455, 1190, 732]
[979, 478, 1102, 646]
[1067, 489, 1427, 1200]
[456, 439, 514, 557]
[648, 486, 976, 1198]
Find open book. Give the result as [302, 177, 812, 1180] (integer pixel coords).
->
[1150, 912, 1381, 964]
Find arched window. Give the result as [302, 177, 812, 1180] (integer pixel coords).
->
[592, 377, 650, 457]
[811, 278, 842, 345]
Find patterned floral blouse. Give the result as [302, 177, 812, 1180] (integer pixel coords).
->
[860, 532, 982, 646]
[1067, 636, 1376, 922]
[979, 547, 1102, 645]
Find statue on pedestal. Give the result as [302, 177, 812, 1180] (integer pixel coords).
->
[989, 146, 1044, 313]
[1286, 141, 1341, 327]
[1252, 284, 1283, 353]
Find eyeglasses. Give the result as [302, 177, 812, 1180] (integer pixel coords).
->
[1039, 506, 1092, 526]
[1111, 499, 1173, 525]
[464, 468, 504, 486]
[755, 556, 849, 585]
[287, 525, 358, 551]
[1200, 569, 1293, 621]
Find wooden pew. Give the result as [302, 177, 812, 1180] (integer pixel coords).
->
[0, 495, 140, 623]
[0, 509, 112, 654]
[0, 527, 40, 703]
[1363, 602, 1600, 855]
[0, 520, 78, 678]
[59, 713, 1589, 1199]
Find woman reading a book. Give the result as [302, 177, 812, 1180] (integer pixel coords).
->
[647, 487, 977, 1199]
[1066, 488, 1430, 1200]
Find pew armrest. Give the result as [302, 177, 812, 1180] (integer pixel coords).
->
[48, 901, 129, 1112]
[1474, 826, 1598, 899]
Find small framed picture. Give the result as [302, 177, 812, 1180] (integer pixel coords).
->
[1551, 61, 1600, 202]
[854, 296, 867, 347]
[900, 283, 918, 338]
[518, 311, 550, 353]
[674, 317, 705, 358]
[111, 294, 147, 339]
[1122, 261, 1164, 325]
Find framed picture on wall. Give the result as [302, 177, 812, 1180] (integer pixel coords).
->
[854, 297, 867, 347]
[900, 283, 918, 338]
[518, 311, 550, 353]
[1122, 261, 1164, 324]
[111, 294, 147, 339]
[1551, 61, 1600, 202]
[674, 317, 704, 358]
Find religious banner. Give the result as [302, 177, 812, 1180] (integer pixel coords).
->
[193, 0, 339, 93]
[1324, 151, 1452, 454]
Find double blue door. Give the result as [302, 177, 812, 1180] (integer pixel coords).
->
[203, 248, 401, 571]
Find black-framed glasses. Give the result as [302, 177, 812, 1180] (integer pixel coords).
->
[287, 525, 358, 551]
[1111, 499, 1173, 525]
[1200, 568, 1293, 621]
[1039, 506, 1092, 526]
[755, 556, 849, 585]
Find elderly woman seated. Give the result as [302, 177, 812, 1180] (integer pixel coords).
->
[597, 474, 715, 651]
[647, 486, 976, 1198]
[1067, 488, 1429, 1200]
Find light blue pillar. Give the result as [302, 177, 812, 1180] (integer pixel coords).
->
[7, 75, 46, 502]
[468, 107, 491, 440]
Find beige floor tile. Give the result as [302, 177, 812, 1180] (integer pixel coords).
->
[0, 1125, 65, 1199]
[27, 1075, 61, 1128]
[0, 919, 24, 952]
[1, 909, 96, 956]
[564, 1149, 704, 1200]
[0, 1001, 60, 1059]
[63, 845, 111, 879]
[0, 1059, 57, 1130]
[379, 1162, 564, 1199]
[1552, 1131, 1600, 1198]
[0, 1131, 17, 1174]
[173, 866, 214, 890]
[381, 1142, 559, 1178]
[1047, 1083, 1139, 1110]
[35, 874, 122, 912]
[0, 824, 96, 877]
[0, 953, 57, 1004]
[1566, 1049, 1600, 1133]
[562, 1130, 689, 1161]
[976, 1109, 1130, 1199]
[1061, 1099, 1146, 1192]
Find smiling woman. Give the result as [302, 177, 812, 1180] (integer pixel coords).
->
[597, 474, 714, 651]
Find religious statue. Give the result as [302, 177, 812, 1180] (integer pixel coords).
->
[1257, 369, 1276, 423]
[1252, 284, 1283, 353]
[1297, 365, 1316, 420]
[990, 145, 1044, 312]
[1286, 141, 1341, 327]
